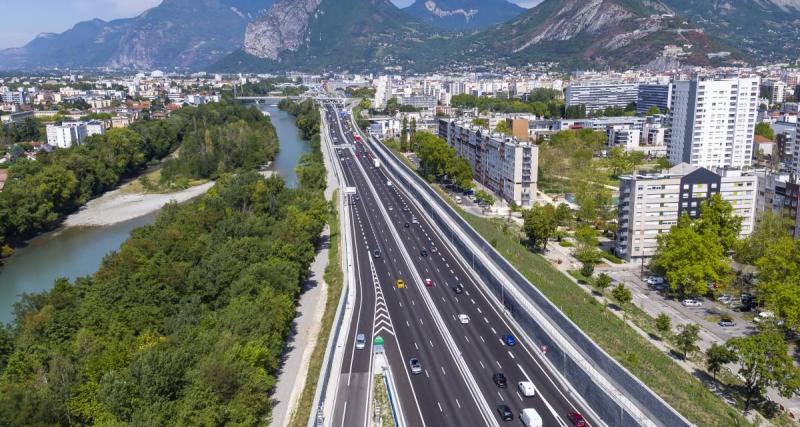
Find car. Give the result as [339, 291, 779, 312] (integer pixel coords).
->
[567, 412, 587, 427]
[719, 320, 736, 327]
[356, 333, 366, 349]
[503, 334, 517, 347]
[459, 314, 470, 324]
[402, 207, 410, 212]
[373, 249, 381, 258]
[409, 358, 422, 374]
[717, 294, 732, 303]
[682, 299, 702, 307]
[424, 278, 433, 287]
[396, 279, 405, 289]
[646, 276, 665, 286]
[454, 284, 464, 294]
[388, 206, 394, 211]
[411, 217, 419, 224]
[420, 249, 428, 257]
[430, 246, 438, 253]
[404, 223, 410, 228]
[754, 311, 776, 324]
[387, 181, 393, 187]
[496, 405, 513, 421]
[493, 372, 508, 388]
[517, 381, 536, 397]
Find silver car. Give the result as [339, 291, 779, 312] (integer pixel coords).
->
[409, 358, 422, 374]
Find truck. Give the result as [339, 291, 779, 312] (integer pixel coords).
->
[520, 408, 542, 427]
[373, 159, 381, 168]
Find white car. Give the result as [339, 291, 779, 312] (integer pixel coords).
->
[646, 276, 665, 286]
[458, 314, 470, 324]
[517, 381, 536, 397]
[682, 299, 702, 307]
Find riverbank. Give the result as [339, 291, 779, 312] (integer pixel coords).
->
[63, 181, 215, 227]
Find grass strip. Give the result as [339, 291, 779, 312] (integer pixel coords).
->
[288, 191, 344, 427]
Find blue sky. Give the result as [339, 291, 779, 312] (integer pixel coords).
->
[0, 0, 540, 49]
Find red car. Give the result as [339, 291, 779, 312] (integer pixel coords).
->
[424, 278, 433, 287]
[567, 412, 587, 427]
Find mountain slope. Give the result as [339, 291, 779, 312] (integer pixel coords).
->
[660, 0, 800, 62]
[0, 0, 274, 70]
[454, 0, 738, 68]
[402, 0, 526, 30]
[219, 0, 448, 72]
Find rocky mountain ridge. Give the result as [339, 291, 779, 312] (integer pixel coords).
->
[402, 0, 527, 30]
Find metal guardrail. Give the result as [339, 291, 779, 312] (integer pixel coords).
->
[364, 130, 691, 427]
[308, 113, 352, 427]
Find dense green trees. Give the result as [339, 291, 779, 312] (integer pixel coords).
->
[412, 132, 473, 190]
[755, 122, 775, 141]
[450, 89, 565, 118]
[0, 102, 278, 253]
[0, 172, 328, 425]
[523, 204, 557, 251]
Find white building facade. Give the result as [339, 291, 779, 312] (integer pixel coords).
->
[668, 75, 760, 169]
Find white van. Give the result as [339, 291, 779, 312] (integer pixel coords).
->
[520, 408, 542, 427]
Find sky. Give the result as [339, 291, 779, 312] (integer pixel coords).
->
[0, 0, 540, 50]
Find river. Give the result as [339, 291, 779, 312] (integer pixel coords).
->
[0, 103, 309, 324]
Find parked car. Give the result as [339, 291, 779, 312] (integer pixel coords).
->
[682, 299, 702, 307]
[493, 373, 507, 388]
[718, 320, 735, 327]
[717, 294, 732, 304]
[646, 276, 665, 286]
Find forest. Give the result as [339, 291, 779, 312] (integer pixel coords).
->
[0, 171, 328, 425]
[0, 102, 278, 254]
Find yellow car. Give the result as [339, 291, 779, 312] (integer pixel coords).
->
[396, 279, 405, 289]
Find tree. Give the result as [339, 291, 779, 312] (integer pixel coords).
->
[673, 323, 700, 360]
[695, 194, 742, 253]
[523, 204, 556, 251]
[472, 118, 488, 127]
[474, 190, 495, 207]
[495, 120, 512, 136]
[401, 116, 409, 151]
[728, 329, 800, 411]
[755, 122, 775, 141]
[644, 106, 662, 116]
[594, 273, 612, 295]
[754, 237, 800, 329]
[607, 146, 645, 177]
[706, 343, 736, 381]
[655, 313, 672, 337]
[735, 210, 793, 264]
[554, 203, 573, 227]
[611, 284, 632, 307]
[652, 215, 731, 297]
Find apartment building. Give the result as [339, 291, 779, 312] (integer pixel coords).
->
[637, 84, 673, 115]
[438, 119, 538, 208]
[668, 75, 760, 169]
[565, 81, 638, 113]
[616, 163, 757, 262]
[757, 172, 800, 238]
[45, 121, 105, 148]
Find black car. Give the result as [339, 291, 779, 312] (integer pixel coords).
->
[493, 372, 507, 388]
[404, 223, 410, 228]
[373, 250, 381, 258]
[454, 284, 464, 294]
[496, 405, 513, 421]
[420, 249, 428, 257]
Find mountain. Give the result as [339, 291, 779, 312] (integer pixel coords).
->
[660, 0, 800, 62]
[402, 0, 527, 30]
[0, 0, 275, 70]
[217, 0, 449, 72]
[453, 0, 739, 69]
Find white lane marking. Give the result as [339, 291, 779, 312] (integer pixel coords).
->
[484, 317, 489, 324]
[425, 369, 430, 378]
[508, 351, 515, 360]
[406, 320, 410, 327]
[438, 402, 443, 412]
[471, 298, 476, 305]
[496, 360, 502, 369]
[441, 366, 446, 376]
[456, 399, 461, 409]
[479, 360, 485, 369]
[465, 335, 470, 343]
[491, 327, 497, 334]
[429, 340, 434, 348]
[498, 391, 504, 402]
[419, 317, 423, 325]
[480, 336, 485, 343]
[516, 392, 523, 401]
[414, 342, 418, 350]
[477, 307, 482, 314]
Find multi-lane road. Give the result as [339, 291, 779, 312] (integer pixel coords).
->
[325, 104, 599, 427]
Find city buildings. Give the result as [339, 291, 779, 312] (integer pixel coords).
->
[757, 171, 800, 238]
[565, 80, 638, 113]
[636, 83, 672, 115]
[616, 164, 757, 262]
[45, 121, 105, 148]
[438, 119, 539, 208]
[668, 75, 760, 169]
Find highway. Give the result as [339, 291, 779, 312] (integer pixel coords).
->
[325, 103, 599, 427]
